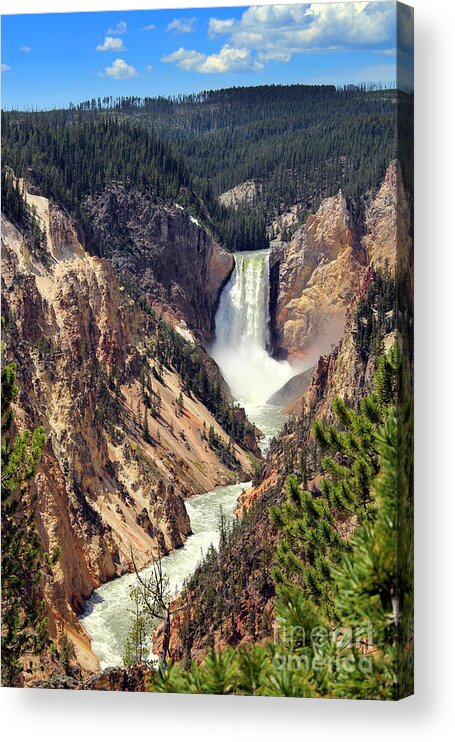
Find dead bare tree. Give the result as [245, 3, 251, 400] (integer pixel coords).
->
[130, 548, 186, 669]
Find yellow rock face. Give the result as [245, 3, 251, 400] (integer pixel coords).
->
[275, 190, 364, 364]
[274, 161, 406, 365]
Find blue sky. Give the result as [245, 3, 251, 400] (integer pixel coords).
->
[1, 3, 411, 109]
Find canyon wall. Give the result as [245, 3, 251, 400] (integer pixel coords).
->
[272, 190, 365, 364]
[271, 160, 402, 367]
[1, 184, 254, 672]
[83, 186, 234, 343]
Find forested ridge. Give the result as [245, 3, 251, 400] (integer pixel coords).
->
[2, 84, 398, 251]
[87, 84, 398, 225]
[1, 111, 267, 252]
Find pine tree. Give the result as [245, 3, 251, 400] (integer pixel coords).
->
[151, 389, 162, 419]
[1, 329, 60, 686]
[123, 586, 151, 667]
[270, 347, 398, 620]
[142, 406, 149, 442]
[176, 392, 184, 417]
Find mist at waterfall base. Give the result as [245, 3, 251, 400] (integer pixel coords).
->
[80, 249, 294, 669]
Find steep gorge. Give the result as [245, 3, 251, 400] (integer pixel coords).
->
[1, 157, 407, 682]
[1, 181, 256, 674]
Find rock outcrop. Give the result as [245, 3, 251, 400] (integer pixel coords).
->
[273, 190, 366, 364]
[83, 186, 234, 342]
[266, 365, 315, 410]
[1, 183, 255, 674]
[300, 273, 395, 425]
[272, 161, 403, 365]
[219, 180, 258, 210]
[363, 159, 404, 271]
[33, 663, 153, 691]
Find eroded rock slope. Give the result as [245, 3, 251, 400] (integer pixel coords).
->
[1, 183, 255, 671]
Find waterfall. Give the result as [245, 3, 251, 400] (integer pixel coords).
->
[212, 250, 293, 406]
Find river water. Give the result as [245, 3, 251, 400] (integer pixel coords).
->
[80, 249, 292, 669]
[80, 481, 250, 669]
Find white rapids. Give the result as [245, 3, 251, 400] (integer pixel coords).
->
[80, 482, 249, 670]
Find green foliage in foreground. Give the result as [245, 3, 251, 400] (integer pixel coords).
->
[150, 348, 413, 699]
[270, 349, 397, 622]
[1, 327, 60, 686]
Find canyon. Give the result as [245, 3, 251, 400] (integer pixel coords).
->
[1, 155, 406, 684]
[1, 181, 257, 674]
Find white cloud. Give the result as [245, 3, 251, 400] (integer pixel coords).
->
[103, 58, 138, 80]
[142, 24, 156, 32]
[145, 64, 153, 74]
[258, 50, 292, 63]
[107, 21, 127, 35]
[167, 17, 196, 35]
[162, 48, 205, 70]
[163, 3, 396, 77]
[162, 45, 263, 74]
[96, 36, 126, 52]
[19, 46, 32, 53]
[208, 18, 236, 38]
[1, 63, 11, 72]
[208, 2, 396, 64]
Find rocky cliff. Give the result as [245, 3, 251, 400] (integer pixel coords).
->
[83, 186, 234, 343]
[363, 159, 406, 271]
[272, 190, 365, 364]
[218, 180, 258, 210]
[1, 183, 255, 674]
[300, 272, 395, 426]
[272, 160, 402, 366]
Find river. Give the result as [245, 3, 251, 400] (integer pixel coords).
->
[80, 249, 292, 669]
